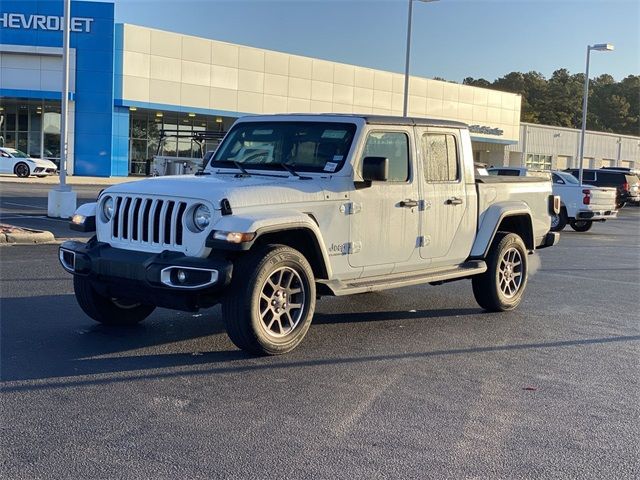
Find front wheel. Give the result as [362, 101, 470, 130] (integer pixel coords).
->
[616, 201, 626, 209]
[569, 220, 593, 232]
[14, 162, 30, 178]
[73, 276, 155, 325]
[222, 245, 316, 355]
[472, 232, 528, 312]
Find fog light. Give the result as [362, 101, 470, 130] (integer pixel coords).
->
[177, 269, 187, 283]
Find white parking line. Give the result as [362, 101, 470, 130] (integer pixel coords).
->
[0, 215, 68, 222]
[2, 202, 45, 209]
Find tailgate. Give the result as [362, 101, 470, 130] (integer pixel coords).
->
[588, 187, 617, 209]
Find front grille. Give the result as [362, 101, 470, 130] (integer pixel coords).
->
[111, 196, 187, 248]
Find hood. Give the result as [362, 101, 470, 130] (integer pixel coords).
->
[104, 173, 330, 209]
[29, 158, 57, 169]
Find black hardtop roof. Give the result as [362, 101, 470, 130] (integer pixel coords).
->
[259, 113, 468, 129]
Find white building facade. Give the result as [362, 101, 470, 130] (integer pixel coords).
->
[504, 123, 639, 170]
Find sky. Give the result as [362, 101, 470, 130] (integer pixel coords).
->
[110, 0, 640, 83]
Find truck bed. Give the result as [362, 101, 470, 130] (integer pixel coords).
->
[475, 175, 553, 248]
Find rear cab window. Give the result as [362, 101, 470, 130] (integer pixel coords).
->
[422, 133, 459, 182]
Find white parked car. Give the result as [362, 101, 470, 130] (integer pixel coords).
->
[488, 167, 617, 232]
[550, 170, 617, 232]
[60, 114, 559, 355]
[0, 147, 58, 178]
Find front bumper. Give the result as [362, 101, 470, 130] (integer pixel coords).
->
[575, 209, 617, 221]
[59, 239, 233, 311]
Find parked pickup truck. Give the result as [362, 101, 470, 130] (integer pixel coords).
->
[488, 167, 617, 232]
[60, 115, 559, 355]
[550, 170, 617, 232]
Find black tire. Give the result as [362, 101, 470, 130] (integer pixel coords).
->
[14, 162, 30, 178]
[472, 232, 528, 312]
[616, 201, 626, 209]
[222, 244, 316, 355]
[569, 219, 593, 232]
[73, 276, 155, 325]
[550, 207, 568, 232]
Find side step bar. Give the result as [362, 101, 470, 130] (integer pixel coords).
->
[319, 260, 487, 296]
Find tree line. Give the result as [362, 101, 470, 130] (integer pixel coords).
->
[461, 71, 639, 137]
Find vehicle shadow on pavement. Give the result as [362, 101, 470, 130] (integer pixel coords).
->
[0, 293, 482, 384]
[0, 294, 236, 383]
[314, 307, 480, 324]
[3, 294, 640, 394]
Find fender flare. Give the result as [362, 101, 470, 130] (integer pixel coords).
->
[209, 210, 333, 278]
[470, 201, 534, 258]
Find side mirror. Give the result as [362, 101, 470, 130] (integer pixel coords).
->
[556, 179, 565, 184]
[362, 156, 389, 182]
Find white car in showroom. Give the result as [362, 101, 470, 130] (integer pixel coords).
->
[0, 147, 58, 178]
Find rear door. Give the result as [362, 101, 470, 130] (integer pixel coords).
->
[348, 127, 420, 274]
[417, 127, 475, 267]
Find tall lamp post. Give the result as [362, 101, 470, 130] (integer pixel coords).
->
[48, 0, 77, 218]
[577, 43, 614, 186]
[402, 0, 439, 117]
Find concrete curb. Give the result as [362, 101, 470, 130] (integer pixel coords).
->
[0, 226, 56, 245]
[0, 174, 139, 186]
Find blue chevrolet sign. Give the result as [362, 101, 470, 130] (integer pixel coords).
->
[0, 1, 127, 177]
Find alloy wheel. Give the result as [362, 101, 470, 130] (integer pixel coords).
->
[258, 266, 306, 338]
[498, 247, 523, 299]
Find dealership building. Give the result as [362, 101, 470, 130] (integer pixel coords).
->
[1, 0, 638, 177]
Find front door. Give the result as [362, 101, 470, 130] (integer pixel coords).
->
[348, 128, 420, 274]
[0, 151, 13, 174]
[417, 128, 474, 266]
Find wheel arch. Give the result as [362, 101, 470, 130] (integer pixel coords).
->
[252, 226, 330, 280]
[211, 212, 332, 280]
[14, 161, 31, 176]
[470, 202, 535, 258]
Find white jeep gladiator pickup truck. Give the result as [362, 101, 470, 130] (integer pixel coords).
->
[60, 114, 559, 355]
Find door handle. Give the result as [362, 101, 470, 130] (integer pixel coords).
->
[399, 199, 419, 208]
[446, 197, 463, 205]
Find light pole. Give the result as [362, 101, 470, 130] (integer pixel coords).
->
[402, 0, 439, 117]
[47, 0, 77, 218]
[577, 43, 614, 185]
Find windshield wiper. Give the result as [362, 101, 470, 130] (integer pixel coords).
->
[231, 161, 250, 176]
[277, 162, 311, 180]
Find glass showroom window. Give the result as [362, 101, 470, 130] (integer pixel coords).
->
[526, 153, 552, 170]
[0, 101, 60, 164]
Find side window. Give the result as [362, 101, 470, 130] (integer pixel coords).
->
[552, 173, 563, 184]
[583, 171, 596, 182]
[422, 133, 459, 182]
[362, 132, 409, 182]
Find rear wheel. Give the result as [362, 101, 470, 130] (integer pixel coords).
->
[14, 162, 30, 178]
[550, 207, 567, 232]
[569, 219, 593, 232]
[73, 276, 155, 325]
[472, 232, 528, 312]
[222, 244, 316, 355]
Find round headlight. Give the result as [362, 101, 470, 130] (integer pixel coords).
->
[193, 204, 211, 231]
[102, 196, 114, 221]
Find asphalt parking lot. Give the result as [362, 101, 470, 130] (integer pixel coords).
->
[1, 183, 639, 479]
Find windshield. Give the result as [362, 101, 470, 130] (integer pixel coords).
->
[555, 171, 579, 184]
[7, 149, 29, 158]
[209, 122, 357, 173]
